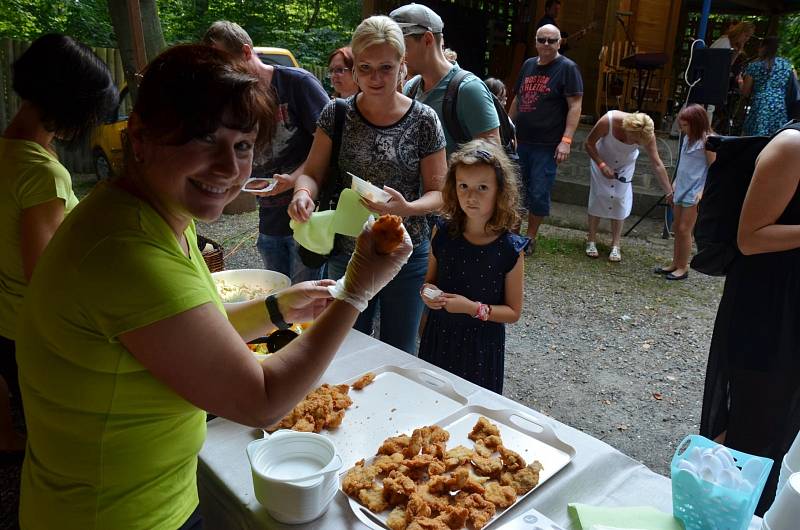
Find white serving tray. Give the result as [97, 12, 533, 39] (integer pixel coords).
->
[275, 365, 470, 472]
[347, 404, 576, 530]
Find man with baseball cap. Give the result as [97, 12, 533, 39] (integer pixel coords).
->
[390, 3, 500, 155]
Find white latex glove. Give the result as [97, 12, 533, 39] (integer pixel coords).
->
[328, 217, 413, 311]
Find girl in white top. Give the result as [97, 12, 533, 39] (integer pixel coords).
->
[584, 111, 673, 262]
[655, 104, 715, 280]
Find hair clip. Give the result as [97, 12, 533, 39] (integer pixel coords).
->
[473, 149, 493, 162]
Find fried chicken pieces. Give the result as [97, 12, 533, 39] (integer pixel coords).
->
[341, 416, 544, 530]
[373, 214, 405, 255]
[266, 383, 352, 433]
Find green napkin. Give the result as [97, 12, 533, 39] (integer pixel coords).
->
[568, 504, 685, 530]
[331, 189, 374, 236]
[290, 209, 336, 255]
[290, 189, 374, 254]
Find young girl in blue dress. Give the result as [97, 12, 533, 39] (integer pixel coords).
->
[655, 104, 716, 280]
[419, 139, 529, 393]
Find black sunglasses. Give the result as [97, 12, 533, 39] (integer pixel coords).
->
[536, 37, 560, 45]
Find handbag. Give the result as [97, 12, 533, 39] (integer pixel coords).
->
[296, 98, 347, 268]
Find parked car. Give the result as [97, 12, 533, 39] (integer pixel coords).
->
[90, 47, 299, 179]
[254, 47, 299, 67]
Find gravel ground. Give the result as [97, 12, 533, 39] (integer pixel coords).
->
[0, 177, 725, 528]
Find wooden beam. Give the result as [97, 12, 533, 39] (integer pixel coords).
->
[127, 0, 147, 72]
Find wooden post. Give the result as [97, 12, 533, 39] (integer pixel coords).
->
[127, 0, 147, 73]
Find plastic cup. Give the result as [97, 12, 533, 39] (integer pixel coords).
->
[784, 431, 800, 471]
[776, 455, 795, 498]
[246, 431, 343, 524]
[764, 472, 800, 530]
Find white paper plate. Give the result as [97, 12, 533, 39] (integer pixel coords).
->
[348, 172, 391, 203]
[241, 178, 277, 193]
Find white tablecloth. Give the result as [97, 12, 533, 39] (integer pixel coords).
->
[197, 330, 762, 530]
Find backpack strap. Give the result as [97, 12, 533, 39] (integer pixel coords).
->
[406, 76, 422, 99]
[442, 69, 471, 144]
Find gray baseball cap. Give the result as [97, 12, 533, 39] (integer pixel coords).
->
[389, 3, 444, 36]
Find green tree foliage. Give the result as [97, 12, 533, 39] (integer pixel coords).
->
[779, 14, 800, 69]
[0, 0, 360, 66]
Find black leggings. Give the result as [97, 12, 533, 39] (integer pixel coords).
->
[177, 506, 203, 530]
[0, 335, 19, 400]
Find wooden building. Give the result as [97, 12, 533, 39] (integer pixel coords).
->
[363, 1, 800, 122]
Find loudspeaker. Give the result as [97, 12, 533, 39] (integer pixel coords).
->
[687, 47, 733, 106]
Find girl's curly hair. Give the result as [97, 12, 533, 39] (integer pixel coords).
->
[441, 139, 521, 237]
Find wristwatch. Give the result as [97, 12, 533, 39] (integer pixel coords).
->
[265, 294, 293, 330]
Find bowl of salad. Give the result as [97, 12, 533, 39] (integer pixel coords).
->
[212, 269, 290, 307]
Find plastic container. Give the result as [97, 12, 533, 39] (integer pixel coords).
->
[246, 430, 342, 524]
[671, 435, 773, 530]
[776, 455, 795, 499]
[211, 269, 290, 306]
[764, 472, 800, 530]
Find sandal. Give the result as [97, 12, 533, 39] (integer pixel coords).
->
[585, 241, 599, 258]
[524, 238, 536, 256]
[608, 246, 622, 262]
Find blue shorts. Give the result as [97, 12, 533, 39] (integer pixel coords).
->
[517, 143, 558, 216]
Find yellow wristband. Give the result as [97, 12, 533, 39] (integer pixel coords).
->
[561, 136, 573, 145]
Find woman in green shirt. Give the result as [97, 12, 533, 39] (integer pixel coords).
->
[16, 44, 411, 529]
[0, 34, 118, 459]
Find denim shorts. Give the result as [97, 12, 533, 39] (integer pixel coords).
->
[517, 143, 558, 216]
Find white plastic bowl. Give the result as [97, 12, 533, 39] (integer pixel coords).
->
[211, 269, 289, 306]
[247, 430, 342, 524]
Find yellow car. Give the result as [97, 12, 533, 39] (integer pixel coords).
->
[91, 85, 131, 180]
[91, 47, 299, 180]
[253, 47, 299, 67]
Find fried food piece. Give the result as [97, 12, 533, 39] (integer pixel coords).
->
[341, 459, 380, 496]
[425, 474, 451, 494]
[462, 493, 496, 530]
[407, 519, 450, 530]
[436, 505, 469, 530]
[428, 458, 447, 476]
[407, 492, 432, 519]
[498, 445, 526, 472]
[422, 441, 447, 460]
[352, 372, 376, 390]
[416, 483, 452, 514]
[383, 470, 417, 506]
[403, 453, 436, 480]
[373, 214, 405, 255]
[374, 452, 406, 474]
[474, 441, 493, 458]
[269, 383, 352, 433]
[387, 506, 409, 530]
[471, 453, 503, 477]
[483, 481, 517, 508]
[379, 434, 412, 456]
[358, 485, 389, 512]
[482, 435, 503, 450]
[444, 445, 473, 469]
[506, 460, 543, 495]
[468, 416, 501, 443]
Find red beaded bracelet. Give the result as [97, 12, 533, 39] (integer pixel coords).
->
[474, 302, 491, 321]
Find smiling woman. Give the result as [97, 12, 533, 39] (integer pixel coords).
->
[14, 43, 413, 530]
[289, 15, 448, 354]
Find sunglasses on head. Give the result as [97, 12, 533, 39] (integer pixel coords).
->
[536, 37, 560, 45]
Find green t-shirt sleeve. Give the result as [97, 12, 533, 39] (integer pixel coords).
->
[17, 159, 73, 209]
[78, 234, 218, 340]
[457, 78, 501, 137]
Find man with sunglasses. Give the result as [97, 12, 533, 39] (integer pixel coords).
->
[510, 24, 583, 254]
[390, 3, 500, 155]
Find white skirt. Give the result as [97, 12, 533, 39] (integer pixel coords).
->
[587, 163, 634, 220]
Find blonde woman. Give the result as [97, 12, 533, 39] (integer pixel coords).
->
[584, 111, 672, 262]
[289, 16, 447, 353]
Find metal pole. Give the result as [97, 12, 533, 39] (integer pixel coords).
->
[697, 0, 712, 43]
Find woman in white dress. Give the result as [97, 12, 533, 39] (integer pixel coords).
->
[584, 111, 673, 262]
